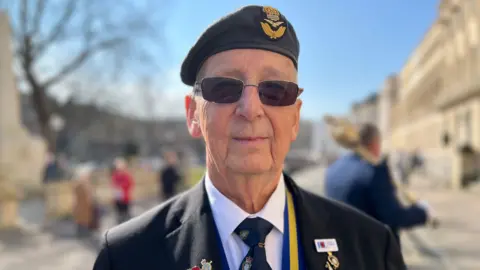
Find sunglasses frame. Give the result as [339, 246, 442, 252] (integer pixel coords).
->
[193, 77, 303, 106]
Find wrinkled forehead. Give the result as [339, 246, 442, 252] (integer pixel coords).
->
[200, 49, 297, 82]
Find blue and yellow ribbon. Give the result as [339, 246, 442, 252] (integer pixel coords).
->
[282, 190, 306, 270]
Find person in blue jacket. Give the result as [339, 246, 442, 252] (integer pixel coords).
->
[325, 123, 432, 245]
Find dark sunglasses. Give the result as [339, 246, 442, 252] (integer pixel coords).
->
[193, 77, 302, 106]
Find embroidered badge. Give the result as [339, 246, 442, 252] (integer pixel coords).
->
[260, 6, 286, 40]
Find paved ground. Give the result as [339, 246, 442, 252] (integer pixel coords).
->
[401, 174, 480, 270]
[1, 166, 478, 270]
[292, 166, 480, 270]
[0, 199, 159, 270]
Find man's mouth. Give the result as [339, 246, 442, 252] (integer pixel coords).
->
[233, 136, 268, 142]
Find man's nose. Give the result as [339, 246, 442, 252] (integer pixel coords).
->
[235, 85, 265, 121]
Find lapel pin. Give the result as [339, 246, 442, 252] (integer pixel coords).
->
[241, 256, 253, 270]
[189, 259, 213, 270]
[314, 238, 339, 253]
[326, 251, 340, 269]
[200, 259, 213, 270]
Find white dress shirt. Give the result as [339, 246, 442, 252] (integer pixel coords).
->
[205, 173, 286, 270]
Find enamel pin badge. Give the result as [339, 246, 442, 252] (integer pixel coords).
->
[189, 259, 213, 270]
[241, 256, 253, 270]
[315, 239, 340, 269]
[315, 239, 338, 253]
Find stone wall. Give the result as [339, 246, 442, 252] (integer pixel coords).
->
[0, 11, 47, 195]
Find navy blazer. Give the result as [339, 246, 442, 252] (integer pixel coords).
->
[93, 173, 406, 269]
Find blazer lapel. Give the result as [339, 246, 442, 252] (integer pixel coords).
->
[165, 178, 224, 269]
[284, 173, 343, 270]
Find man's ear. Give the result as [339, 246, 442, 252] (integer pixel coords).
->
[291, 99, 302, 141]
[185, 94, 202, 138]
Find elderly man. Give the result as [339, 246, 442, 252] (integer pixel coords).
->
[93, 5, 406, 270]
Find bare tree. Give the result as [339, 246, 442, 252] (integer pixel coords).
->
[2, 0, 168, 152]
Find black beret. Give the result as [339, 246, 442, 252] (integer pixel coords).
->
[180, 5, 300, 86]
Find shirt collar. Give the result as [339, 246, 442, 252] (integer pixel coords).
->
[205, 172, 286, 245]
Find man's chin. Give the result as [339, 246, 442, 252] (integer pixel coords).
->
[226, 159, 272, 175]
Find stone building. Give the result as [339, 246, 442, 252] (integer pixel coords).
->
[349, 93, 379, 126]
[378, 0, 480, 188]
[378, 75, 399, 151]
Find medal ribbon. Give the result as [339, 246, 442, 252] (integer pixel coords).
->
[282, 189, 306, 270]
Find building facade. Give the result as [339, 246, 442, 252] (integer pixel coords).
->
[376, 0, 480, 188]
[349, 93, 379, 126]
[378, 74, 399, 151]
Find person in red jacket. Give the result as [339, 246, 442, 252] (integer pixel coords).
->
[111, 158, 134, 224]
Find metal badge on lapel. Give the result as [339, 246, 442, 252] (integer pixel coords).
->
[200, 259, 212, 270]
[189, 259, 213, 270]
[260, 6, 286, 40]
[315, 239, 340, 269]
[326, 251, 340, 269]
[241, 256, 253, 270]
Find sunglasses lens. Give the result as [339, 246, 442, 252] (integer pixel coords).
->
[201, 77, 243, 103]
[199, 77, 299, 106]
[258, 80, 299, 106]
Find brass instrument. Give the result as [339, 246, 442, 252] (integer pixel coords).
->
[323, 114, 439, 228]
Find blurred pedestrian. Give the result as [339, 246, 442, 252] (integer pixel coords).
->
[325, 123, 433, 245]
[159, 151, 182, 201]
[73, 164, 99, 237]
[111, 158, 134, 224]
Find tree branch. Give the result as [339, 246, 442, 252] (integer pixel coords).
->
[19, 0, 28, 36]
[31, 0, 48, 37]
[34, 0, 76, 57]
[42, 37, 125, 88]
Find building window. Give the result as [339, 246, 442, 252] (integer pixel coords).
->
[456, 112, 463, 144]
[465, 110, 472, 144]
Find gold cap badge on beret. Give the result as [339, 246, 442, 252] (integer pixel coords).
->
[260, 6, 286, 40]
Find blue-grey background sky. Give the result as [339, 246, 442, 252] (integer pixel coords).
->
[3, 0, 440, 119]
[162, 0, 439, 120]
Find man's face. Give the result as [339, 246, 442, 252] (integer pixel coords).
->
[185, 49, 302, 174]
